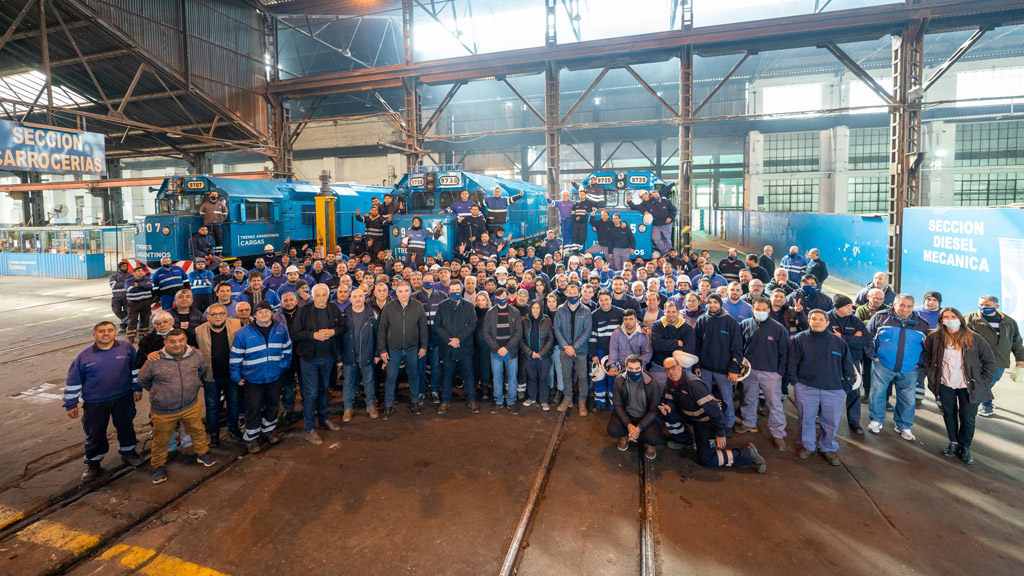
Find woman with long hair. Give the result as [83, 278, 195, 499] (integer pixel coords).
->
[473, 291, 494, 401]
[520, 300, 554, 410]
[921, 307, 997, 465]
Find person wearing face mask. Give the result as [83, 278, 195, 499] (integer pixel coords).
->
[435, 281, 479, 414]
[866, 294, 929, 440]
[693, 294, 744, 436]
[964, 295, 1024, 418]
[659, 355, 766, 473]
[607, 310, 653, 410]
[109, 260, 133, 333]
[230, 301, 293, 453]
[199, 192, 228, 255]
[922, 307, 997, 465]
[195, 303, 243, 445]
[854, 271, 897, 307]
[786, 274, 832, 312]
[780, 245, 807, 285]
[681, 293, 705, 327]
[152, 256, 187, 311]
[554, 283, 593, 416]
[788, 309, 857, 466]
[483, 288, 523, 414]
[520, 300, 554, 411]
[188, 258, 215, 313]
[124, 265, 154, 343]
[826, 294, 873, 436]
[738, 299, 790, 448]
[609, 355, 664, 460]
[718, 249, 744, 284]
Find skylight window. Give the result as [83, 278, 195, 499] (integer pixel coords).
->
[0, 70, 91, 114]
[761, 83, 822, 116]
[956, 67, 1024, 107]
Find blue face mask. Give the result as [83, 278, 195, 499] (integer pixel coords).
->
[728, 256, 736, 261]
[802, 285, 817, 296]
[980, 306, 997, 316]
[627, 370, 642, 381]
[450, 292, 462, 301]
[496, 297, 508, 307]
[162, 263, 171, 269]
[567, 295, 581, 305]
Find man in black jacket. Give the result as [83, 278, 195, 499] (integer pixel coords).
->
[609, 214, 636, 270]
[738, 299, 790, 449]
[587, 209, 614, 257]
[694, 294, 744, 435]
[828, 294, 873, 435]
[291, 284, 344, 444]
[435, 280, 479, 414]
[378, 281, 429, 418]
[609, 355, 664, 460]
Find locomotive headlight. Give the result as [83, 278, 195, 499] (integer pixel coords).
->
[392, 228, 400, 236]
[133, 225, 140, 236]
[638, 224, 648, 233]
[161, 226, 171, 235]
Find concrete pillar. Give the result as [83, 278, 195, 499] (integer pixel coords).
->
[833, 125, 851, 213]
[819, 128, 836, 213]
[922, 120, 956, 206]
[747, 131, 764, 210]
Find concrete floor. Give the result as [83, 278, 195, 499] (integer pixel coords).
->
[2, 242, 1024, 576]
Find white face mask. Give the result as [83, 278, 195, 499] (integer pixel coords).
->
[753, 310, 769, 322]
[943, 319, 961, 332]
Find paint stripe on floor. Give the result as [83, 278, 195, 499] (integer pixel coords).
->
[0, 503, 25, 530]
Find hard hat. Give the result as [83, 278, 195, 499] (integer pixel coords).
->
[265, 244, 274, 251]
[286, 265, 299, 274]
[590, 361, 606, 382]
[642, 213, 654, 226]
[651, 250, 662, 259]
[851, 367, 863, 391]
[737, 358, 752, 381]
[495, 266, 508, 275]
[672, 350, 699, 369]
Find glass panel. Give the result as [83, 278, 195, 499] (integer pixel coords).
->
[409, 192, 436, 212]
[954, 173, 1023, 206]
[848, 176, 888, 213]
[764, 179, 819, 212]
[39, 230, 55, 253]
[0, 231, 8, 253]
[86, 230, 102, 253]
[764, 132, 820, 173]
[955, 121, 1024, 168]
[70, 231, 86, 255]
[243, 202, 271, 222]
[849, 128, 888, 170]
[19, 230, 39, 253]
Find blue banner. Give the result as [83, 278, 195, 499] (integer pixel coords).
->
[0, 119, 106, 176]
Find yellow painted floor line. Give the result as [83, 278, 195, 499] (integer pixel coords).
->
[15, 520, 231, 575]
[0, 503, 25, 530]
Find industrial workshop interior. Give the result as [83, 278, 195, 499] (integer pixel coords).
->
[2, 0, 1024, 574]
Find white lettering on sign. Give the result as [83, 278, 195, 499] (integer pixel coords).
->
[628, 175, 649, 185]
[439, 175, 461, 187]
[409, 177, 425, 187]
[236, 232, 281, 247]
[923, 218, 988, 272]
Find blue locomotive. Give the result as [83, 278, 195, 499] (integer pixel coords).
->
[133, 174, 391, 266]
[388, 166, 549, 261]
[577, 170, 671, 259]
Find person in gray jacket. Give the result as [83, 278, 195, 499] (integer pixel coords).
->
[554, 283, 593, 416]
[138, 329, 217, 484]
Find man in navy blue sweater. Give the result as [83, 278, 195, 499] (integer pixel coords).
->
[738, 298, 790, 450]
[694, 294, 744, 435]
[788, 309, 857, 466]
[63, 321, 145, 482]
[827, 294, 874, 436]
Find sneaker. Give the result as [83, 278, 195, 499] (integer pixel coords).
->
[81, 463, 102, 483]
[431, 391, 441, 405]
[578, 405, 588, 417]
[152, 466, 167, 484]
[943, 443, 959, 458]
[265, 430, 281, 445]
[437, 403, 449, 415]
[979, 404, 995, 418]
[796, 446, 813, 460]
[645, 445, 657, 460]
[490, 404, 502, 414]
[895, 427, 916, 441]
[821, 451, 840, 466]
[617, 437, 629, 451]
[960, 447, 974, 465]
[667, 441, 686, 451]
[592, 405, 603, 414]
[771, 437, 787, 452]
[867, 421, 882, 434]
[849, 425, 865, 436]
[196, 452, 218, 467]
[120, 450, 145, 467]
[208, 435, 220, 448]
[748, 443, 766, 473]
[321, 419, 341, 431]
[367, 406, 379, 419]
[417, 395, 425, 406]
[227, 429, 244, 443]
[541, 403, 550, 411]
[556, 397, 573, 412]
[522, 399, 536, 407]
[246, 440, 261, 454]
[411, 404, 422, 416]
[733, 423, 757, 434]
[381, 407, 394, 421]
[468, 402, 480, 414]
[342, 410, 353, 423]
[508, 404, 519, 415]
[305, 430, 323, 445]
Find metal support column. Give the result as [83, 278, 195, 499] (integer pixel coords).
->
[98, 158, 124, 225]
[887, 22, 924, 291]
[267, 15, 292, 175]
[545, 61, 560, 201]
[403, 0, 420, 171]
[677, 45, 693, 256]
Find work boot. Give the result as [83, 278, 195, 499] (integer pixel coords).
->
[618, 437, 629, 451]
[490, 404, 502, 414]
[645, 445, 657, 460]
[321, 418, 341, 431]
[578, 404, 588, 417]
[120, 450, 145, 467]
[305, 430, 323, 445]
[265, 430, 281, 445]
[748, 443, 766, 474]
[468, 402, 480, 414]
[382, 407, 394, 421]
[367, 406, 379, 419]
[246, 440, 261, 454]
[943, 442, 960, 458]
[81, 462, 102, 483]
[821, 451, 840, 466]
[556, 397, 573, 412]
[508, 404, 519, 415]
[152, 466, 167, 485]
[796, 446, 813, 460]
[437, 403, 449, 415]
[342, 410, 353, 423]
[771, 437, 787, 452]
[733, 423, 757, 434]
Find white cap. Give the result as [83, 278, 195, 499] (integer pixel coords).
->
[495, 266, 508, 275]
[286, 265, 299, 274]
[672, 351, 699, 369]
[265, 244, 274, 251]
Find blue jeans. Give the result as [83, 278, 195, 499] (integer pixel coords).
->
[549, 346, 564, 391]
[795, 384, 845, 453]
[869, 362, 919, 429]
[418, 345, 441, 398]
[300, 356, 335, 432]
[385, 348, 420, 407]
[560, 218, 572, 244]
[982, 368, 1004, 410]
[700, 370, 736, 428]
[442, 355, 476, 403]
[342, 361, 376, 410]
[652, 224, 673, 254]
[490, 352, 518, 406]
[203, 376, 240, 436]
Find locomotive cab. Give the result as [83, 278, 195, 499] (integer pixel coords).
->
[578, 171, 669, 259]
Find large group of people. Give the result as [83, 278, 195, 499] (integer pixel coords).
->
[75, 192, 1024, 484]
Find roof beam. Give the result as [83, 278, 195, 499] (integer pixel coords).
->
[4, 19, 88, 41]
[0, 171, 271, 193]
[268, 0, 1024, 98]
[0, 0, 38, 55]
[923, 25, 991, 93]
[824, 42, 893, 105]
[693, 51, 751, 116]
